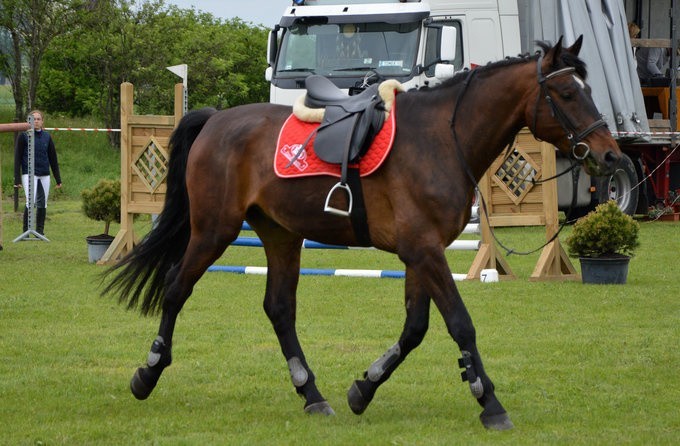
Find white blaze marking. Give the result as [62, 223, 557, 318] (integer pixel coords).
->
[573, 75, 585, 89]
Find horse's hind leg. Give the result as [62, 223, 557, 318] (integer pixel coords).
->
[347, 269, 431, 414]
[130, 230, 234, 400]
[256, 225, 334, 415]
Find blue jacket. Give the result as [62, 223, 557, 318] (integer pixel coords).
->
[14, 130, 62, 184]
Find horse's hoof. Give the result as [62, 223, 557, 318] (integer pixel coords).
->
[347, 381, 369, 415]
[304, 401, 335, 416]
[480, 411, 514, 431]
[130, 368, 153, 400]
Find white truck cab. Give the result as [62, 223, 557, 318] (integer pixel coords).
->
[266, 0, 521, 105]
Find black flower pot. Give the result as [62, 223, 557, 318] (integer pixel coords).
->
[579, 255, 631, 284]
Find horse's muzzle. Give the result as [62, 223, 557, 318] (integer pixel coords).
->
[583, 148, 621, 177]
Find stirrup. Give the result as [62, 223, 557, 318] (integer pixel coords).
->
[324, 182, 353, 217]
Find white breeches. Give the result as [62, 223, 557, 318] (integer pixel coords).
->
[21, 174, 51, 208]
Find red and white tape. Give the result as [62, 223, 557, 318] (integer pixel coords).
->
[45, 127, 121, 132]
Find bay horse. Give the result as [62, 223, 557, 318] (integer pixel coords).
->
[105, 37, 620, 430]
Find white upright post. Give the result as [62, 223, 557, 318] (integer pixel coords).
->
[166, 64, 188, 115]
[14, 114, 49, 242]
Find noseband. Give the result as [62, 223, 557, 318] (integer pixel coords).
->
[532, 54, 608, 161]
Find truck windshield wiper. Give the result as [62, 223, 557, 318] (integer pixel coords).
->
[332, 67, 375, 72]
[277, 68, 316, 73]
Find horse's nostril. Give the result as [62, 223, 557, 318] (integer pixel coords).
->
[604, 150, 620, 167]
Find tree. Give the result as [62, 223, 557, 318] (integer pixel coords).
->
[38, 0, 270, 143]
[0, 0, 79, 120]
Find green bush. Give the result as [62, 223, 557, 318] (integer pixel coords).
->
[81, 179, 121, 236]
[565, 200, 640, 258]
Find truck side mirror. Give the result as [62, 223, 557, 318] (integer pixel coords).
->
[433, 26, 457, 80]
[434, 64, 455, 80]
[267, 27, 280, 66]
[440, 26, 457, 63]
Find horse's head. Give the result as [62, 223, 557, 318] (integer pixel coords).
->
[527, 36, 621, 176]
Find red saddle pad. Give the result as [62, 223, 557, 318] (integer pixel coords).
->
[274, 102, 396, 178]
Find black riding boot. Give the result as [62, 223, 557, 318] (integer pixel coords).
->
[23, 207, 29, 232]
[36, 208, 46, 235]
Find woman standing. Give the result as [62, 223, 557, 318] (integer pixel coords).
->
[14, 110, 62, 235]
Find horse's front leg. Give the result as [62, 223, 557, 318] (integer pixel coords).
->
[349, 243, 512, 429]
[260, 233, 334, 415]
[419, 247, 513, 430]
[347, 269, 431, 414]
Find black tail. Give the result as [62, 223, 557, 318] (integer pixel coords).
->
[103, 107, 217, 316]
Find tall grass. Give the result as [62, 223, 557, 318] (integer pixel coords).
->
[1, 194, 679, 444]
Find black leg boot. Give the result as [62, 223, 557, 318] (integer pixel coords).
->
[23, 207, 29, 232]
[36, 208, 46, 235]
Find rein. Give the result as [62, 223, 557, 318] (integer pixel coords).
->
[449, 55, 602, 256]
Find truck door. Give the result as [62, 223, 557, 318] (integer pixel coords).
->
[466, 12, 504, 67]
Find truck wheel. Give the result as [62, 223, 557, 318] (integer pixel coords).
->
[595, 153, 639, 215]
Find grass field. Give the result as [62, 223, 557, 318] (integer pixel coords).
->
[1, 196, 679, 445]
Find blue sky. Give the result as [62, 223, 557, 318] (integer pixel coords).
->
[164, 0, 287, 26]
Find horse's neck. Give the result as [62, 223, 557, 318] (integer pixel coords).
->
[454, 65, 532, 180]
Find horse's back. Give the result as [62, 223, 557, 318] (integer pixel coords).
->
[188, 102, 290, 170]
[182, 103, 292, 227]
[199, 102, 291, 146]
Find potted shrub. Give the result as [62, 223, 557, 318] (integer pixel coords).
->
[565, 200, 640, 284]
[81, 179, 121, 263]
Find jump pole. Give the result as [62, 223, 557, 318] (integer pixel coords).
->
[9, 118, 48, 243]
[0, 123, 31, 249]
[229, 236, 481, 251]
[208, 265, 469, 281]
[210, 214, 485, 281]
[0, 122, 31, 132]
[0, 125, 22, 247]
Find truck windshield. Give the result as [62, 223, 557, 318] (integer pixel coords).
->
[275, 22, 420, 79]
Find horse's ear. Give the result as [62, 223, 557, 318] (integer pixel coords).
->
[567, 35, 584, 56]
[542, 36, 564, 71]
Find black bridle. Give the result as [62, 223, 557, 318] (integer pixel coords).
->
[532, 54, 608, 164]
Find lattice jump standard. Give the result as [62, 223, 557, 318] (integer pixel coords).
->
[493, 146, 540, 204]
[132, 136, 169, 193]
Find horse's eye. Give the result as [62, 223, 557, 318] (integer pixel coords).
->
[560, 91, 573, 100]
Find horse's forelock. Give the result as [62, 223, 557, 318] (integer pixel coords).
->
[563, 52, 588, 79]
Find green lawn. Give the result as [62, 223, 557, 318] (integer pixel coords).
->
[1, 198, 679, 445]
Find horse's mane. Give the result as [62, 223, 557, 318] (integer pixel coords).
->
[417, 40, 587, 94]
